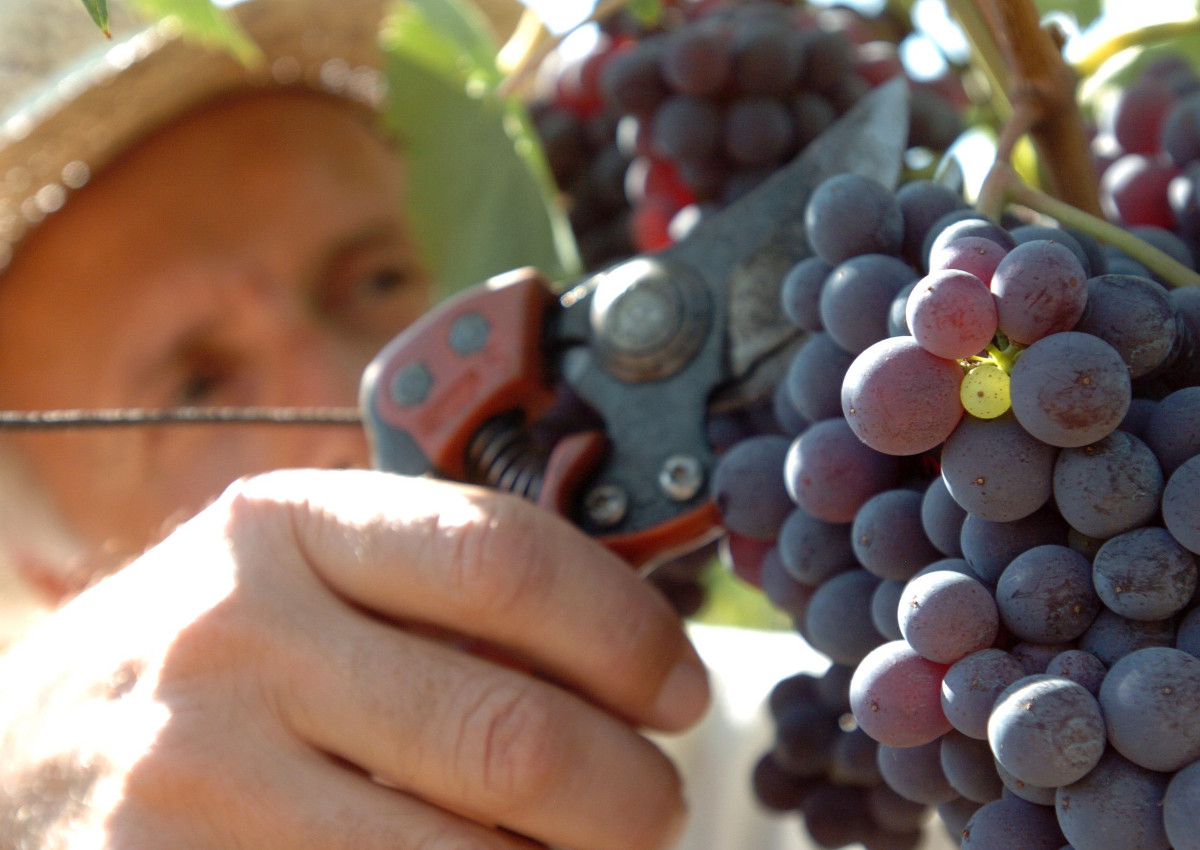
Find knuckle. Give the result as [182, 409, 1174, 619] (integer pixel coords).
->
[443, 494, 554, 620]
[452, 678, 564, 810]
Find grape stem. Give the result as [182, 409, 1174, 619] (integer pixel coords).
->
[956, 0, 1102, 218]
[984, 161, 1200, 289]
[1073, 19, 1200, 78]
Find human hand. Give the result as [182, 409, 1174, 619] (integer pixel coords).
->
[0, 469, 709, 850]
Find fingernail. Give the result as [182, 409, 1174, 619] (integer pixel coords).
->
[652, 655, 710, 729]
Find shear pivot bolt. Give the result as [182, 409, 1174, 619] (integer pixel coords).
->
[584, 484, 628, 528]
[659, 455, 704, 501]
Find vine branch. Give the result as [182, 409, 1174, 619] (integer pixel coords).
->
[971, 0, 1103, 218]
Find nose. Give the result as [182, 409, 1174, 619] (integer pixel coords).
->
[262, 323, 374, 471]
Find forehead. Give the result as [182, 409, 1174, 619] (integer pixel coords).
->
[2, 88, 403, 273]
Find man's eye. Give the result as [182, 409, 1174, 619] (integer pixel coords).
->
[361, 268, 410, 296]
[174, 361, 229, 406]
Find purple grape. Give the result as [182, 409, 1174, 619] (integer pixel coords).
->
[784, 417, 901, 523]
[711, 433, 792, 540]
[1072, 274, 1179, 379]
[993, 544, 1100, 643]
[993, 757, 1058, 805]
[895, 179, 969, 269]
[851, 640, 951, 747]
[820, 254, 918, 354]
[905, 269, 998, 360]
[990, 240, 1089, 345]
[1143, 386, 1200, 476]
[829, 725, 882, 786]
[1118, 396, 1158, 440]
[752, 751, 815, 811]
[651, 94, 722, 162]
[776, 507, 855, 586]
[1008, 332, 1132, 448]
[1179, 607, 1200, 657]
[784, 332, 856, 422]
[1078, 607, 1177, 666]
[929, 216, 1018, 259]
[1099, 646, 1200, 772]
[851, 488, 943, 582]
[728, 16, 803, 96]
[959, 508, 1069, 586]
[842, 335, 965, 456]
[940, 729, 1004, 804]
[937, 796, 983, 841]
[801, 782, 872, 848]
[804, 173, 904, 265]
[1164, 759, 1200, 850]
[876, 739, 958, 805]
[600, 38, 669, 115]
[805, 569, 885, 666]
[1092, 526, 1197, 621]
[779, 256, 831, 331]
[1011, 640, 1077, 675]
[722, 96, 796, 166]
[927, 234, 1009, 284]
[760, 545, 816, 620]
[921, 475, 967, 558]
[768, 670, 820, 719]
[1009, 224, 1092, 275]
[987, 674, 1106, 788]
[940, 412, 1058, 522]
[1055, 750, 1171, 850]
[1051, 430, 1163, 539]
[773, 700, 840, 777]
[960, 795, 1065, 850]
[871, 579, 906, 641]
[868, 784, 929, 833]
[1044, 649, 1107, 696]
[940, 648, 1027, 740]
[1163, 454, 1200, 555]
[661, 19, 732, 96]
[898, 569, 1000, 665]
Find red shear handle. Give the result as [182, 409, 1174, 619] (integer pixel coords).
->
[362, 267, 559, 480]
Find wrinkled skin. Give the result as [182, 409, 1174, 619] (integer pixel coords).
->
[0, 91, 709, 848]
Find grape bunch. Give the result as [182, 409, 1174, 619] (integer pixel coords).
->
[711, 169, 1200, 849]
[531, 0, 966, 266]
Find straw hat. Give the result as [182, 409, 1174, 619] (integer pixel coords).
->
[0, 0, 525, 270]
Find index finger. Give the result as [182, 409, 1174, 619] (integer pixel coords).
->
[229, 469, 710, 732]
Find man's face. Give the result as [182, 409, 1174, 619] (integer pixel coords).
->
[0, 90, 432, 577]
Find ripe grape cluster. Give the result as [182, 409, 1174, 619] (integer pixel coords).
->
[712, 169, 1200, 849]
[531, 0, 965, 268]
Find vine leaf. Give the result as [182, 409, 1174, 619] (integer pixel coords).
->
[80, 0, 111, 37]
[129, 0, 262, 65]
[381, 0, 580, 296]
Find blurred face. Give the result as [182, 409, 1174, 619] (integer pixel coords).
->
[0, 90, 432, 581]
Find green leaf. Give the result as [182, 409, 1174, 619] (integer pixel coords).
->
[626, 0, 665, 28]
[80, 0, 111, 36]
[380, 0, 580, 296]
[128, 0, 262, 66]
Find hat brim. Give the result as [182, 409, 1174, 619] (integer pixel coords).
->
[0, 0, 524, 267]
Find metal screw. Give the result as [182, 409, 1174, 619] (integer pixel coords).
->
[391, 362, 433, 407]
[448, 311, 490, 355]
[583, 484, 628, 528]
[659, 455, 704, 501]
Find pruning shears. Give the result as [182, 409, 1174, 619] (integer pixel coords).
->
[360, 78, 909, 571]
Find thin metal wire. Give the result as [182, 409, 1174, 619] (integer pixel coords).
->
[0, 406, 363, 430]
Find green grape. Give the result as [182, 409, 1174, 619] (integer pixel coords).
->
[961, 361, 1011, 419]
